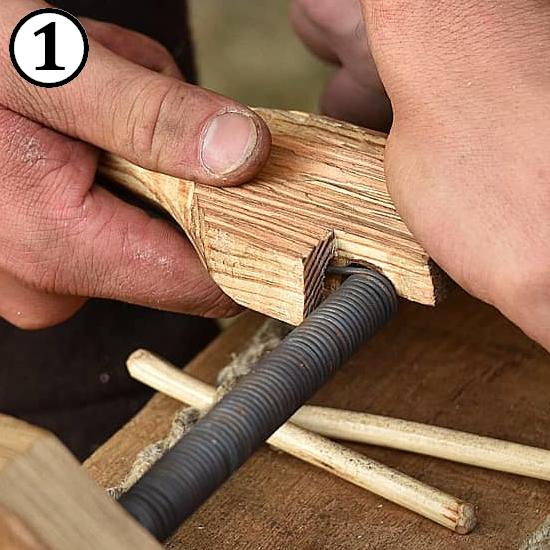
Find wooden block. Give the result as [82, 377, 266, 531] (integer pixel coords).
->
[0, 505, 47, 550]
[99, 109, 446, 324]
[0, 415, 161, 550]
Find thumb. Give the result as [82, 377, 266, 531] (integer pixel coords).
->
[1, 1, 271, 186]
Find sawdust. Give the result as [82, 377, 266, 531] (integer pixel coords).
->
[521, 516, 550, 549]
[107, 318, 290, 498]
[215, 318, 290, 398]
[106, 407, 199, 499]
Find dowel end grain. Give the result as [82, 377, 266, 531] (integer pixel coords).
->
[453, 502, 478, 534]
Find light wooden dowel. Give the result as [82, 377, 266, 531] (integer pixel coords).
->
[127, 348, 550, 482]
[291, 406, 550, 482]
[127, 350, 476, 534]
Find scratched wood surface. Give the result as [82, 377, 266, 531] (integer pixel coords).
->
[85, 291, 550, 549]
[100, 109, 445, 326]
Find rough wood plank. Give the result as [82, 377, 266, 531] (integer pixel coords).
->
[99, 109, 446, 325]
[0, 415, 161, 550]
[85, 293, 550, 549]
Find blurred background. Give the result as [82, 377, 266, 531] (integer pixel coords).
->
[189, 0, 331, 112]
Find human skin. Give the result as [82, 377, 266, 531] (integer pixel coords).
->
[291, 0, 550, 351]
[0, 1, 272, 329]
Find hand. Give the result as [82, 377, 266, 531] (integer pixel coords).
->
[0, 1, 271, 329]
[291, 0, 391, 131]
[293, 0, 550, 350]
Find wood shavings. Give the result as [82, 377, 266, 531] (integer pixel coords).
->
[107, 407, 199, 499]
[107, 318, 289, 499]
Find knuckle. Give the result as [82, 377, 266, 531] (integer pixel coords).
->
[0, 118, 85, 211]
[294, 0, 363, 39]
[123, 78, 176, 165]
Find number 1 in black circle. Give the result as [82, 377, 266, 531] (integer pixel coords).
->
[35, 22, 64, 70]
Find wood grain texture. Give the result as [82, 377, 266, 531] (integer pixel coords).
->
[99, 109, 446, 324]
[0, 505, 46, 550]
[85, 293, 550, 549]
[0, 415, 161, 550]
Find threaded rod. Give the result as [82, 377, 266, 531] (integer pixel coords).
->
[120, 270, 398, 540]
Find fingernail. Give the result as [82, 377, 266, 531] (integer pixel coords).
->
[200, 111, 258, 176]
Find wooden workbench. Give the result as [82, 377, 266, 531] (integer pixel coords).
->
[85, 290, 550, 549]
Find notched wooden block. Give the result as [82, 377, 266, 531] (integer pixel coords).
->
[100, 109, 447, 324]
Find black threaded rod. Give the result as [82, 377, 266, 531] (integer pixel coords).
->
[119, 271, 398, 540]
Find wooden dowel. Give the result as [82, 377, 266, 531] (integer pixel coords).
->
[126, 348, 550, 482]
[127, 350, 476, 534]
[291, 407, 550, 482]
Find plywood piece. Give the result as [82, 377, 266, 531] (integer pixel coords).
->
[99, 109, 446, 325]
[85, 294, 550, 549]
[0, 415, 161, 550]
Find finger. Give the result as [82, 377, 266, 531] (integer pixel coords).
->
[291, 0, 372, 66]
[321, 67, 392, 131]
[0, 270, 86, 329]
[59, 185, 243, 317]
[80, 18, 183, 79]
[1, 1, 271, 186]
[0, 108, 242, 318]
[290, 0, 341, 64]
[291, 0, 389, 130]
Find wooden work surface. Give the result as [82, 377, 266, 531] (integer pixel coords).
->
[85, 290, 550, 549]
